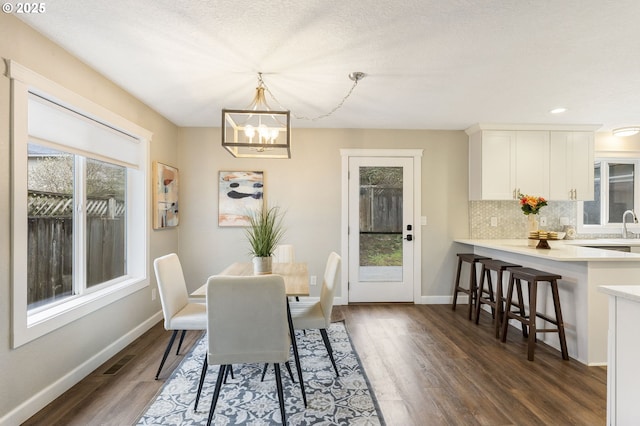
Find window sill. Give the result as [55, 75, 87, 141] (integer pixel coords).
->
[14, 276, 148, 348]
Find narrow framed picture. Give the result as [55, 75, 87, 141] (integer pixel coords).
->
[218, 171, 264, 227]
[153, 161, 179, 229]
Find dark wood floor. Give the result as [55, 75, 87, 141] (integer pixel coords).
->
[24, 304, 607, 425]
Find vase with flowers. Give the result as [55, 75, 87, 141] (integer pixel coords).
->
[518, 193, 548, 245]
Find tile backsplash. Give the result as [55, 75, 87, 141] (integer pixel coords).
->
[468, 200, 620, 239]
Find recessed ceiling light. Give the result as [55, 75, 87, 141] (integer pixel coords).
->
[613, 127, 640, 137]
[550, 107, 567, 114]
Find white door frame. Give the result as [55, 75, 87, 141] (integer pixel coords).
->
[338, 149, 423, 305]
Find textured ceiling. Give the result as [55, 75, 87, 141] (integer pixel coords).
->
[16, 0, 640, 131]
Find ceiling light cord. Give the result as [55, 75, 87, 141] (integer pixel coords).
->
[257, 72, 365, 121]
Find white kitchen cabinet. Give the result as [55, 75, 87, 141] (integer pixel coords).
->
[600, 286, 640, 426]
[468, 129, 549, 200]
[549, 131, 594, 200]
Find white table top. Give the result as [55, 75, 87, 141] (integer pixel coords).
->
[454, 239, 640, 262]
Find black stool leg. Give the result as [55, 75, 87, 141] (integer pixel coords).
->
[467, 260, 478, 320]
[550, 280, 570, 360]
[475, 264, 488, 324]
[452, 257, 463, 311]
[515, 279, 529, 338]
[526, 279, 538, 361]
[501, 275, 515, 342]
[494, 269, 504, 339]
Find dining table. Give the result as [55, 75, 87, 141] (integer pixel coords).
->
[191, 261, 310, 407]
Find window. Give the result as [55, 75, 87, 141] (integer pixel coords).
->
[580, 159, 639, 232]
[27, 144, 127, 311]
[9, 61, 151, 347]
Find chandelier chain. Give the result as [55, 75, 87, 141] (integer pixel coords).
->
[257, 73, 362, 121]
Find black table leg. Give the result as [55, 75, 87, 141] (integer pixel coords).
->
[287, 299, 307, 407]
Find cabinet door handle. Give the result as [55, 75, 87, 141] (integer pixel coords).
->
[574, 189, 577, 199]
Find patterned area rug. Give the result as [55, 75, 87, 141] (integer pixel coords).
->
[137, 321, 385, 425]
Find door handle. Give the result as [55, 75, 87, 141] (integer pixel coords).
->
[404, 234, 413, 241]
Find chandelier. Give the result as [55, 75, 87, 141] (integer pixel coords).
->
[222, 72, 365, 159]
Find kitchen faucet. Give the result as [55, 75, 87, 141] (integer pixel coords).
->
[622, 210, 638, 238]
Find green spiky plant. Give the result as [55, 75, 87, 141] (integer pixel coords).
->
[245, 205, 286, 258]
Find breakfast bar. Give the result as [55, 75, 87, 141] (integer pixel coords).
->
[454, 238, 640, 365]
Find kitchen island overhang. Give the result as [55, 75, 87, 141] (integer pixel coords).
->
[454, 239, 640, 365]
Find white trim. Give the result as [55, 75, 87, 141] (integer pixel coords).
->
[340, 149, 423, 304]
[465, 123, 602, 135]
[6, 59, 152, 141]
[0, 311, 163, 426]
[8, 60, 152, 347]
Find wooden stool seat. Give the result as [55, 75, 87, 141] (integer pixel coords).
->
[500, 267, 569, 361]
[452, 253, 490, 320]
[475, 259, 521, 338]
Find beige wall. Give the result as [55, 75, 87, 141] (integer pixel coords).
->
[178, 127, 470, 301]
[0, 14, 179, 421]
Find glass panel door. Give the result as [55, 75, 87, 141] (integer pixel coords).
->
[349, 157, 414, 302]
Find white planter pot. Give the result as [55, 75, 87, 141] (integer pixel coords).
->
[252, 256, 273, 275]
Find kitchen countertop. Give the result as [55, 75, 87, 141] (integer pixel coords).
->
[454, 239, 640, 262]
[599, 285, 640, 303]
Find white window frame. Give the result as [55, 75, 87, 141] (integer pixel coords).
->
[8, 60, 152, 348]
[578, 157, 640, 235]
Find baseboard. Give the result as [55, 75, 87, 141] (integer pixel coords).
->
[0, 311, 163, 426]
[334, 295, 466, 305]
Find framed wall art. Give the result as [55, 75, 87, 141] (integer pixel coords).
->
[218, 171, 264, 227]
[152, 161, 179, 229]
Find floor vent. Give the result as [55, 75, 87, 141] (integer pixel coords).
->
[103, 354, 135, 375]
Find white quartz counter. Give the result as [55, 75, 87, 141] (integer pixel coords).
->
[599, 285, 640, 302]
[454, 239, 640, 262]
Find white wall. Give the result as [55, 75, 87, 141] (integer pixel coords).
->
[0, 14, 179, 422]
[178, 128, 470, 302]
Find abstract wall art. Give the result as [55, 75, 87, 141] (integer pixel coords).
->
[153, 161, 179, 229]
[218, 171, 264, 227]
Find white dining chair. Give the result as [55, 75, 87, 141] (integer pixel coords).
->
[153, 253, 207, 380]
[194, 274, 292, 425]
[273, 244, 295, 263]
[289, 251, 341, 376]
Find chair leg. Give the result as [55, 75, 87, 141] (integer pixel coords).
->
[207, 364, 227, 426]
[274, 364, 286, 425]
[284, 361, 296, 383]
[260, 363, 269, 382]
[320, 328, 339, 377]
[194, 357, 208, 411]
[155, 330, 178, 380]
[176, 330, 187, 355]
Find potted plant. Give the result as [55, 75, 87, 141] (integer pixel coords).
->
[245, 205, 285, 274]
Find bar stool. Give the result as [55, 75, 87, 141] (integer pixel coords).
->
[452, 253, 490, 320]
[500, 267, 569, 361]
[475, 259, 521, 338]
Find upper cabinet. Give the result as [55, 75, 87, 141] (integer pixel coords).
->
[549, 131, 594, 200]
[467, 124, 599, 201]
[469, 129, 549, 200]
